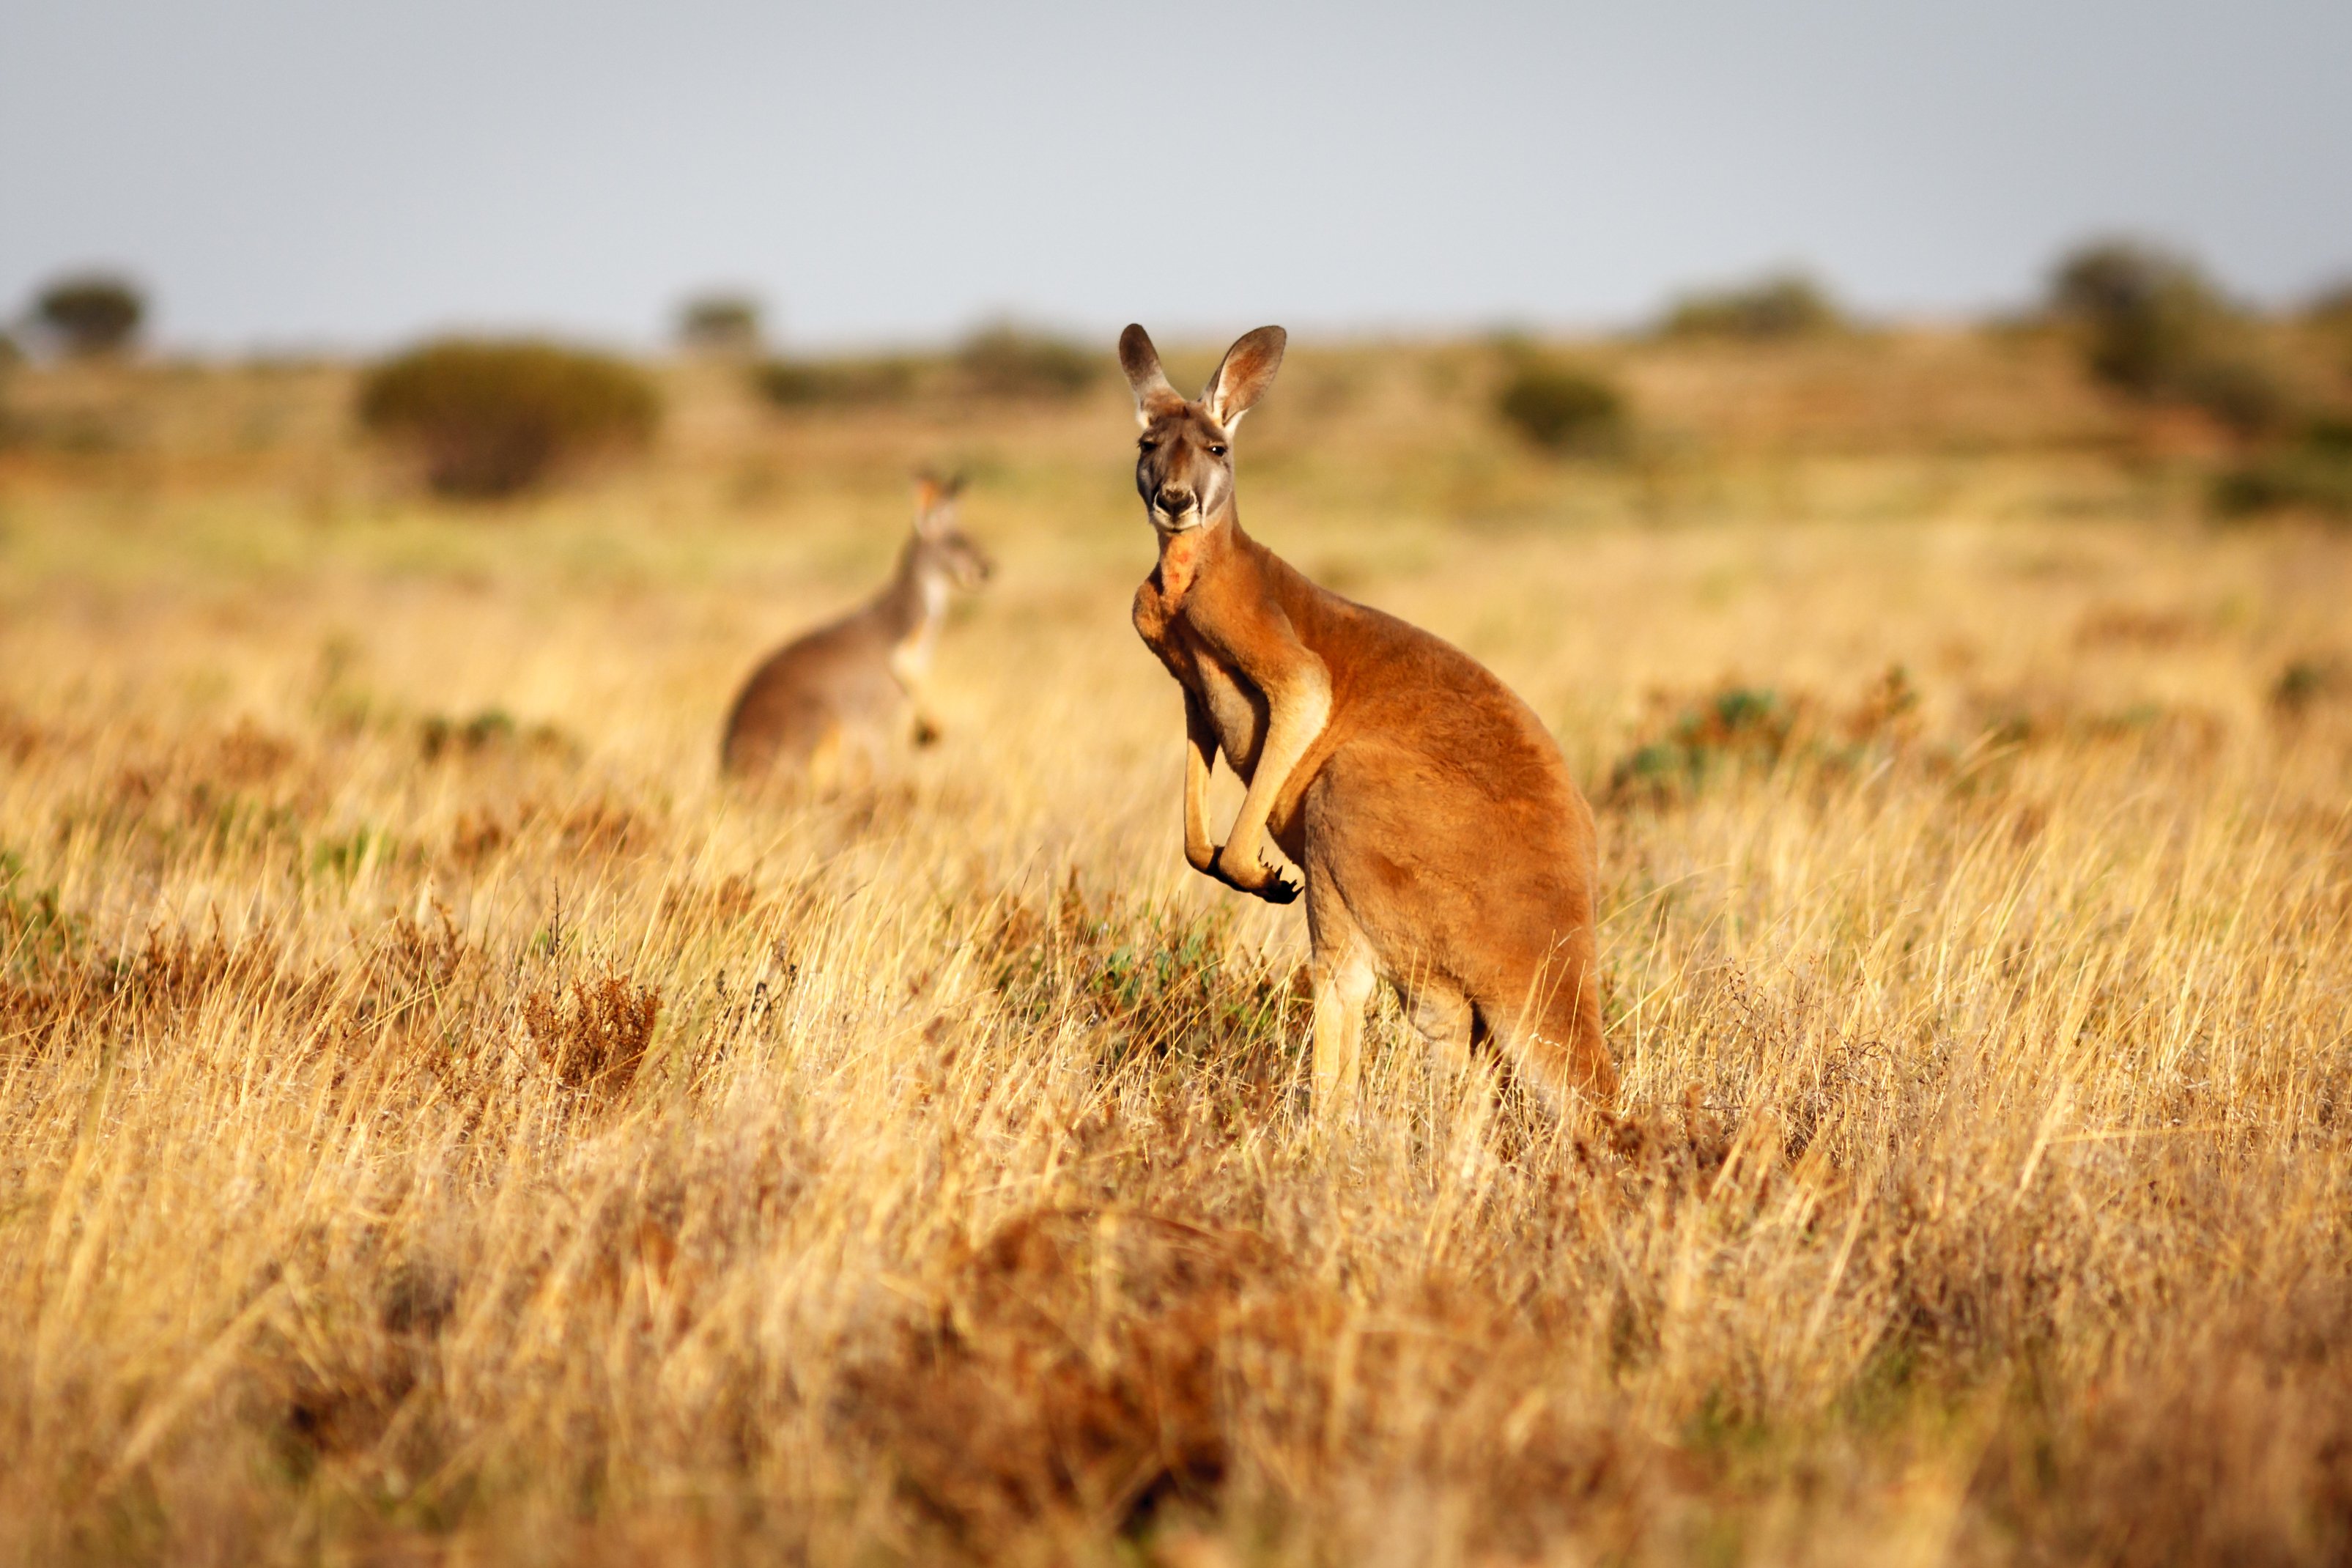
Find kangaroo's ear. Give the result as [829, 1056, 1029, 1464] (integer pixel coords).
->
[1202, 325, 1287, 432]
[1120, 324, 1184, 427]
[912, 471, 955, 536]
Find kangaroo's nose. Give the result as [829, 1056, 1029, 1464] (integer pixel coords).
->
[1157, 487, 1194, 514]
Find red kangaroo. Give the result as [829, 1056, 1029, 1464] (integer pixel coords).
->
[1120, 324, 1614, 1114]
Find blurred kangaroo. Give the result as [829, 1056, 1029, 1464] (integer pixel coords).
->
[721, 473, 992, 786]
[1119, 324, 1614, 1114]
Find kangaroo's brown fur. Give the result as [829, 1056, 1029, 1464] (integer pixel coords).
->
[1119, 324, 1614, 1112]
[721, 476, 991, 787]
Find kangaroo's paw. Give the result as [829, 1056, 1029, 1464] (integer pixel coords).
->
[1210, 845, 1303, 904]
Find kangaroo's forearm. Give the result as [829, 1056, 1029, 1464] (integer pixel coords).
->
[1216, 668, 1331, 876]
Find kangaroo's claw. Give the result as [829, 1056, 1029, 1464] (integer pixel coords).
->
[1258, 861, 1304, 904]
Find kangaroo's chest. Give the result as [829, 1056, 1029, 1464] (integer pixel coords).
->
[881, 578, 947, 693]
[1134, 579, 1270, 779]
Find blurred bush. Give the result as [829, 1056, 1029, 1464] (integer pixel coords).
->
[751, 323, 1098, 413]
[1660, 273, 1845, 340]
[2050, 242, 2223, 390]
[357, 339, 659, 499]
[32, 273, 145, 358]
[1606, 669, 1919, 807]
[2170, 353, 2293, 437]
[676, 293, 763, 355]
[2048, 240, 2290, 437]
[2210, 418, 2352, 522]
[2271, 654, 2352, 720]
[2301, 279, 2352, 325]
[1609, 686, 1797, 804]
[954, 324, 1100, 400]
[0, 333, 15, 451]
[1494, 358, 1629, 456]
[752, 355, 920, 410]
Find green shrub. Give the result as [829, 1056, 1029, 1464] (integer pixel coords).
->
[357, 339, 659, 498]
[1660, 273, 1844, 339]
[1495, 360, 1629, 455]
[752, 355, 920, 410]
[752, 326, 1097, 411]
[676, 293, 763, 355]
[1605, 670, 1920, 806]
[2175, 353, 2295, 438]
[2301, 278, 2352, 330]
[32, 273, 145, 358]
[2048, 240, 2291, 437]
[2051, 242, 2224, 390]
[1608, 687, 1796, 804]
[955, 324, 1099, 400]
[2309, 417, 2352, 456]
[2209, 421, 2352, 520]
[2271, 654, 2352, 717]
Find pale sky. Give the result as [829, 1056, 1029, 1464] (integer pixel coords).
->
[3, 0, 2348, 353]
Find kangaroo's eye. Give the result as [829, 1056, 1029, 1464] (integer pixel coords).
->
[1207, 443, 1228, 458]
[1138, 437, 1158, 452]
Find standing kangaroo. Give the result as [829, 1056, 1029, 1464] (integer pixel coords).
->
[1120, 325, 1615, 1112]
[721, 475, 992, 786]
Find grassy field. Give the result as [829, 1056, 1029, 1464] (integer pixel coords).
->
[2, 331, 2351, 1564]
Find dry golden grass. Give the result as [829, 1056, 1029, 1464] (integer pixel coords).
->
[2, 334, 2351, 1564]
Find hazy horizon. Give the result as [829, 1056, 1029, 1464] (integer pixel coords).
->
[5, 0, 2349, 355]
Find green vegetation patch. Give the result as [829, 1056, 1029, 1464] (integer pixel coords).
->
[1494, 358, 1631, 456]
[358, 338, 661, 499]
[2049, 240, 2293, 438]
[1660, 272, 1846, 340]
[2211, 418, 2352, 522]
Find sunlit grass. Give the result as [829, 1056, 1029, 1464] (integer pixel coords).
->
[1, 338, 2350, 1564]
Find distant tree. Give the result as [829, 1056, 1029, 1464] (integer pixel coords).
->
[1495, 360, 1630, 456]
[2048, 240, 2290, 437]
[2049, 241, 2225, 393]
[32, 273, 146, 357]
[1660, 273, 1845, 340]
[677, 292, 764, 355]
[358, 338, 660, 499]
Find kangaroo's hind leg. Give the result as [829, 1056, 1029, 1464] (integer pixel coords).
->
[1405, 975, 1554, 1174]
[1398, 975, 1474, 1093]
[1305, 884, 1377, 1117]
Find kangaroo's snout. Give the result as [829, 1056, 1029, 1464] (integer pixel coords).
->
[1155, 486, 1194, 516]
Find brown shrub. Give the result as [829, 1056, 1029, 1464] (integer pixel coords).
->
[842, 1206, 1268, 1545]
[524, 975, 662, 1096]
[1968, 1294, 2352, 1566]
[560, 799, 653, 858]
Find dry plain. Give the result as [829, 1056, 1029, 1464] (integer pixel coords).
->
[2, 332, 2351, 1564]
